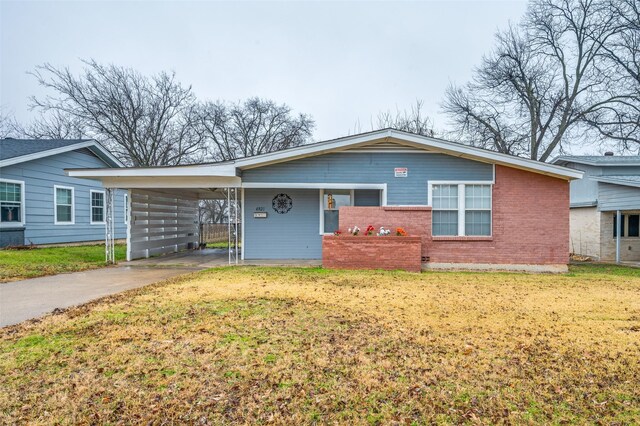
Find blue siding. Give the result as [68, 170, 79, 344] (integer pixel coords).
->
[242, 153, 493, 205]
[567, 163, 601, 206]
[0, 150, 126, 245]
[598, 182, 640, 211]
[244, 188, 321, 259]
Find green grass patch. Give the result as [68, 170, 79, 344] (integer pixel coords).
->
[0, 244, 126, 282]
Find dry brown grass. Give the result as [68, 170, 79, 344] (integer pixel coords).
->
[1, 264, 639, 424]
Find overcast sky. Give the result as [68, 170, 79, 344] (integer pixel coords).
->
[1, 0, 528, 141]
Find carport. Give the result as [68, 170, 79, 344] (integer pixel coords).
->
[67, 164, 242, 264]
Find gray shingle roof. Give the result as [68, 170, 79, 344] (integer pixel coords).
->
[553, 155, 640, 166]
[0, 138, 92, 161]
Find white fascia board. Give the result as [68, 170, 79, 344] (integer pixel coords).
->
[242, 182, 386, 189]
[0, 140, 124, 168]
[100, 175, 241, 189]
[234, 129, 584, 180]
[87, 143, 125, 167]
[66, 163, 237, 178]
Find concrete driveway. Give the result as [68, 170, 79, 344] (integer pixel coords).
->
[0, 265, 198, 328]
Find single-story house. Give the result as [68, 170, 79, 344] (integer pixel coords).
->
[68, 129, 583, 272]
[553, 154, 640, 262]
[0, 138, 127, 247]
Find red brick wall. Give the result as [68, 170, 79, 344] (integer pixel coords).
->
[336, 165, 570, 265]
[322, 236, 422, 272]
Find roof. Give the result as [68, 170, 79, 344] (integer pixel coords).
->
[231, 129, 583, 180]
[552, 155, 640, 167]
[67, 129, 583, 182]
[591, 175, 640, 188]
[0, 138, 123, 168]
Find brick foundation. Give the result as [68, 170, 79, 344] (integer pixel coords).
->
[335, 165, 570, 267]
[322, 235, 422, 272]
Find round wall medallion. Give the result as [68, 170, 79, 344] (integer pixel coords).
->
[272, 193, 293, 214]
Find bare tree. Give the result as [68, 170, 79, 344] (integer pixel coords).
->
[375, 100, 436, 136]
[196, 98, 314, 161]
[583, 0, 640, 149]
[443, 0, 630, 161]
[0, 109, 23, 138]
[21, 110, 86, 140]
[30, 59, 205, 166]
[199, 198, 228, 224]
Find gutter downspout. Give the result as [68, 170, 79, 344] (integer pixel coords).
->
[616, 210, 621, 264]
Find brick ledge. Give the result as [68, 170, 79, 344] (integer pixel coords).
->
[382, 206, 432, 211]
[431, 236, 493, 241]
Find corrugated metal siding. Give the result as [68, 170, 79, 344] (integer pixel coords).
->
[242, 153, 493, 205]
[244, 188, 321, 259]
[598, 182, 640, 211]
[0, 150, 126, 244]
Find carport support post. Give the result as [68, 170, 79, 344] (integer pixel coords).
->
[105, 188, 116, 264]
[616, 210, 621, 264]
[227, 188, 231, 265]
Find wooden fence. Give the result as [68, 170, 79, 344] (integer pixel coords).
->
[200, 223, 231, 243]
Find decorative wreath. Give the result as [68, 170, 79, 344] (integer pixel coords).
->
[272, 193, 293, 214]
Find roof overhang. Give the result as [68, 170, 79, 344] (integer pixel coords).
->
[0, 140, 124, 168]
[66, 163, 240, 190]
[234, 129, 583, 180]
[552, 156, 640, 167]
[591, 175, 640, 188]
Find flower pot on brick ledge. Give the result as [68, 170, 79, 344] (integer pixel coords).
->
[322, 235, 422, 273]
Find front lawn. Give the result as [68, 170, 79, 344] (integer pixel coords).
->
[1, 265, 639, 423]
[0, 244, 126, 282]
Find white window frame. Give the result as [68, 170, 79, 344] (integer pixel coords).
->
[54, 185, 75, 225]
[319, 189, 355, 235]
[0, 178, 26, 227]
[428, 181, 493, 237]
[123, 193, 129, 224]
[90, 189, 106, 225]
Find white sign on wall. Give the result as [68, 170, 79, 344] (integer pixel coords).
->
[394, 167, 408, 178]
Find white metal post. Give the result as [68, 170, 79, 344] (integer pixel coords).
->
[234, 187, 239, 264]
[126, 189, 132, 261]
[105, 188, 116, 264]
[616, 210, 621, 263]
[227, 188, 231, 265]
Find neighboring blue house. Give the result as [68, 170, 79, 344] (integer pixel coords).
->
[0, 138, 127, 247]
[553, 154, 640, 262]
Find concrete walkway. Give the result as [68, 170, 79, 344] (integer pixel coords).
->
[0, 266, 197, 328]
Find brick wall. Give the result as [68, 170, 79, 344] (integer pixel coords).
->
[336, 165, 570, 266]
[322, 236, 422, 272]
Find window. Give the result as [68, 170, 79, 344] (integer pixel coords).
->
[90, 190, 105, 224]
[613, 214, 640, 238]
[431, 183, 492, 236]
[321, 189, 352, 234]
[465, 184, 491, 236]
[54, 186, 74, 224]
[0, 179, 24, 226]
[629, 215, 639, 237]
[124, 193, 129, 224]
[432, 184, 459, 236]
